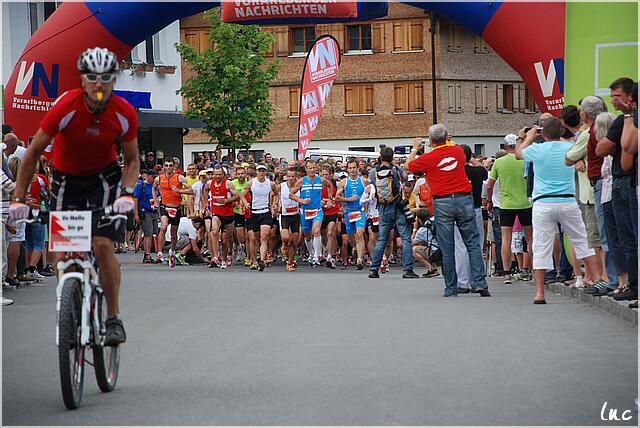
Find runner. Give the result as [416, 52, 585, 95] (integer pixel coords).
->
[321, 165, 340, 268]
[153, 159, 193, 269]
[183, 163, 199, 216]
[202, 166, 240, 269]
[277, 167, 301, 271]
[231, 166, 249, 265]
[288, 160, 335, 267]
[240, 164, 279, 271]
[336, 160, 369, 270]
[361, 179, 380, 266]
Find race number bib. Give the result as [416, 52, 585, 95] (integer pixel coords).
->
[150, 199, 157, 208]
[285, 206, 298, 215]
[304, 209, 318, 220]
[372, 216, 380, 226]
[348, 211, 362, 223]
[212, 195, 225, 206]
[165, 207, 178, 218]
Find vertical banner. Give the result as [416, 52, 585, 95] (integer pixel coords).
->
[297, 35, 341, 160]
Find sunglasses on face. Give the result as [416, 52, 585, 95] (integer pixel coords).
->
[83, 73, 115, 84]
[164, 164, 174, 167]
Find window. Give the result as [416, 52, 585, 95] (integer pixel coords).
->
[344, 84, 374, 115]
[474, 144, 485, 156]
[474, 83, 489, 114]
[447, 82, 462, 113]
[152, 32, 163, 64]
[474, 35, 489, 54]
[392, 20, 423, 52]
[349, 146, 375, 152]
[524, 86, 539, 113]
[447, 22, 462, 52]
[394, 82, 424, 113]
[290, 27, 315, 54]
[289, 87, 300, 117]
[346, 24, 372, 52]
[145, 37, 155, 65]
[496, 83, 514, 112]
[29, 1, 60, 35]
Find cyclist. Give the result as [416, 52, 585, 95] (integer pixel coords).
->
[9, 47, 139, 346]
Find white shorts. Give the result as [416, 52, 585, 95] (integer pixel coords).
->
[8, 220, 25, 242]
[532, 201, 595, 270]
[511, 231, 524, 254]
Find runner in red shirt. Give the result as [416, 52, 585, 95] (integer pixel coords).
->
[10, 47, 140, 346]
[320, 165, 340, 268]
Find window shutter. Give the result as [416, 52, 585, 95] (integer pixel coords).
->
[363, 85, 374, 114]
[263, 28, 275, 57]
[289, 87, 300, 117]
[496, 83, 504, 112]
[329, 24, 345, 52]
[275, 27, 289, 57]
[447, 83, 455, 113]
[372, 22, 385, 53]
[394, 84, 408, 113]
[512, 84, 520, 113]
[482, 83, 489, 113]
[345, 86, 355, 114]
[475, 83, 481, 113]
[412, 82, 424, 112]
[392, 22, 404, 51]
[518, 84, 526, 112]
[185, 31, 199, 52]
[455, 83, 462, 113]
[410, 21, 423, 50]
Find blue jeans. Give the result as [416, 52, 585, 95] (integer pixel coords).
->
[611, 176, 638, 291]
[491, 207, 503, 273]
[593, 179, 618, 287]
[370, 202, 414, 272]
[433, 194, 487, 296]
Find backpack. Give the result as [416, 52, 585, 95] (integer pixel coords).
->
[374, 166, 400, 205]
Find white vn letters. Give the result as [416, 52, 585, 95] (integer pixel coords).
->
[534, 60, 556, 98]
[15, 61, 35, 96]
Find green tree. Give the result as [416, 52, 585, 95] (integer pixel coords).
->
[176, 9, 279, 151]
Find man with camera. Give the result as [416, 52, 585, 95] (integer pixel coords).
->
[405, 124, 490, 297]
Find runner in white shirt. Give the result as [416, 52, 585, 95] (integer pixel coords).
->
[190, 170, 207, 216]
[276, 167, 301, 272]
[240, 164, 279, 271]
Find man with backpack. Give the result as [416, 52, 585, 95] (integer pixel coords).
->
[367, 147, 419, 279]
[405, 124, 490, 297]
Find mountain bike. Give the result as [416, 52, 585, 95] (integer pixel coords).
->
[24, 206, 127, 409]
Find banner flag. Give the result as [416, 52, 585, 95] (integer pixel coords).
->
[222, 1, 357, 23]
[297, 35, 341, 160]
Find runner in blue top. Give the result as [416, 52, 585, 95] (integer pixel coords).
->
[289, 159, 334, 266]
[336, 159, 370, 270]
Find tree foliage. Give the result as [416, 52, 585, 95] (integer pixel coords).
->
[176, 9, 279, 150]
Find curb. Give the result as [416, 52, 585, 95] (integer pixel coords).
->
[546, 282, 638, 325]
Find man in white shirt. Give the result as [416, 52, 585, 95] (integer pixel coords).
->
[3, 134, 26, 161]
[174, 216, 208, 266]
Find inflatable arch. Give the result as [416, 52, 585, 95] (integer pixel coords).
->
[4, 1, 569, 140]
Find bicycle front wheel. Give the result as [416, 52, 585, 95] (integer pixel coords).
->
[58, 278, 85, 410]
[93, 290, 120, 392]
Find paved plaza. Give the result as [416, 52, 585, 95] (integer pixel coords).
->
[2, 252, 637, 425]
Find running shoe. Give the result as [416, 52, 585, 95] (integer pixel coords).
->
[209, 257, 220, 268]
[250, 262, 258, 270]
[326, 259, 335, 269]
[226, 256, 232, 267]
[40, 266, 55, 276]
[258, 260, 265, 271]
[220, 261, 227, 270]
[356, 259, 364, 270]
[169, 254, 176, 269]
[143, 254, 155, 264]
[244, 258, 252, 267]
[286, 262, 296, 272]
[31, 271, 46, 281]
[175, 253, 188, 266]
[281, 246, 288, 259]
[265, 252, 273, 266]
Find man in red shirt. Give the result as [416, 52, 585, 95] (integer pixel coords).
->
[405, 124, 490, 297]
[10, 47, 139, 345]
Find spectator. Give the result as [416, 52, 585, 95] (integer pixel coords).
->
[24, 157, 49, 279]
[236, 152, 245, 163]
[405, 124, 490, 297]
[596, 77, 637, 301]
[486, 149, 506, 277]
[134, 169, 161, 263]
[517, 117, 604, 304]
[412, 210, 439, 278]
[3, 133, 26, 161]
[2, 152, 16, 304]
[141, 152, 156, 171]
[620, 82, 638, 172]
[174, 216, 208, 266]
[486, 134, 533, 283]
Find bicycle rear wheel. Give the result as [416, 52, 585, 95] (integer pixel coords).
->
[58, 278, 85, 410]
[93, 289, 120, 392]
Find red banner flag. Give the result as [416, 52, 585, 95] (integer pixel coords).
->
[297, 35, 341, 160]
[222, 1, 357, 22]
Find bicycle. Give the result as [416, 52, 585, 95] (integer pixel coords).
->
[24, 206, 127, 409]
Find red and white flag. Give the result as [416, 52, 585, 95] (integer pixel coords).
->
[221, 1, 357, 22]
[297, 35, 341, 160]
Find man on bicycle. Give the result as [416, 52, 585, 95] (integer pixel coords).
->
[10, 47, 139, 346]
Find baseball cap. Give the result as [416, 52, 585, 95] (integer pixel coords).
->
[504, 134, 518, 147]
[240, 162, 250, 168]
[256, 164, 268, 171]
[206, 168, 214, 173]
[146, 169, 158, 176]
[147, 152, 154, 157]
[337, 171, 348, 179]
[407, 173, 415, 182]
[198, 170, 207, 177]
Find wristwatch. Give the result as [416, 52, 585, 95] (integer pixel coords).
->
[122, 186, 135, 196]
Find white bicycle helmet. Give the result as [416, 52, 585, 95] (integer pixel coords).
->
[77, 47, 119, 74]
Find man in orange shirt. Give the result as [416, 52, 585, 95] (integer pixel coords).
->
[153, 159, 193, 269]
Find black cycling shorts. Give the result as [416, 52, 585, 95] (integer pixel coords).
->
[367, 218, 379, 234]
[251, 212, 273, 232]
[160, 205, 182, 226]
[234, 213, 246, 228]
[213, 214, 234, 227]
[50, 161, 122, 242]
[280, 214, 300, 233]
[322, 213, 338, 229]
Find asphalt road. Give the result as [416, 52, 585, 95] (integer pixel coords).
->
[3, 252, 638, 425]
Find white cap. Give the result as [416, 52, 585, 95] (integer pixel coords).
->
[504, 134, 518, 147]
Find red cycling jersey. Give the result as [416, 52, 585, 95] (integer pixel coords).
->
[40, 88, 138, 176]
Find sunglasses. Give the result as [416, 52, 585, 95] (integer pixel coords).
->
[164, 164, 174, 167]
[83, 73, 115, 83]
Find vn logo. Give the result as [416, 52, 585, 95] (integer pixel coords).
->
[534, 58, 565, 98]
[308, 38, 337, 73]
[15, 61, 59, 98]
